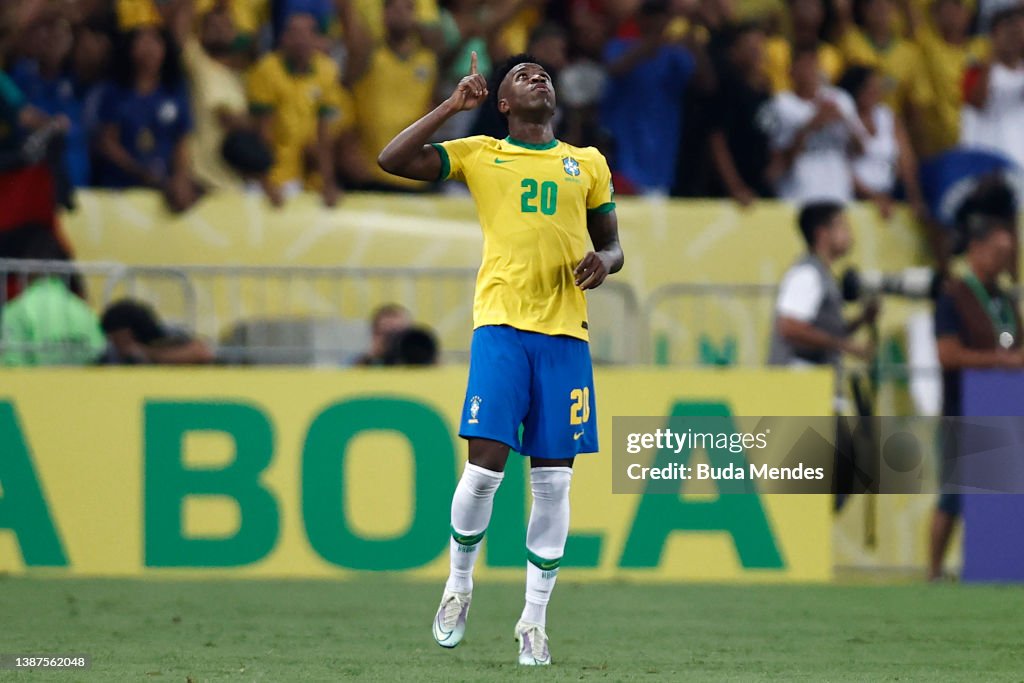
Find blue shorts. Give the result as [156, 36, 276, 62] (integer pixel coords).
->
[459, 325, 598, 459]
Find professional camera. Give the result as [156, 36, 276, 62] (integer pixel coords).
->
[841, 267, 943, 301]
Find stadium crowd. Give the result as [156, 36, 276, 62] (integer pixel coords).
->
[1, 0, 1023, 213]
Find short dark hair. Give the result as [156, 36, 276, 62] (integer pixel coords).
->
[798, 202, 845, 247]
[112, 28, 183, 89]
[720, 20, 766, 52]
[100, 299, 166, 343]
[370, 303, 409, 333]
[490, 53, 540, 118]
[956, 177, 1018, 245]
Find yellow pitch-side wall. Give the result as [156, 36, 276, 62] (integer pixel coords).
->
[0, 368, 832, 581]
[60, 192, 936, 367]
[62, 192, 931, 288]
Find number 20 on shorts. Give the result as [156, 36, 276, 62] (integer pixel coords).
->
[570, 387, 590, 425]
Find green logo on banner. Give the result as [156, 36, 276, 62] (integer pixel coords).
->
[0, 402, 67, 566]
[145, 401, 279, 567]
[302, 397, 456, 570]
[3, 395, 784, 573]
[620, 401, 785, 569]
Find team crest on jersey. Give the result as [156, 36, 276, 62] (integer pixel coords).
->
[469, 395, 482, 424]
[562, 157, 581, 177]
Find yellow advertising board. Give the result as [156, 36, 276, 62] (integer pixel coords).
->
[0, 367, 832, 581]
[59, 191, 937, 368]
[62, 192, 930, 289]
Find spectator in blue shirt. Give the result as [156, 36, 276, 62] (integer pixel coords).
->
[601, 0, 696, 195]
[10, 14, 91, 187]
[94, 27, 199, 212]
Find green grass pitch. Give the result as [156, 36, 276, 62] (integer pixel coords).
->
[2, 576, 1022, 681]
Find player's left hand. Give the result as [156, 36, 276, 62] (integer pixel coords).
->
[575, 251, 611, 290]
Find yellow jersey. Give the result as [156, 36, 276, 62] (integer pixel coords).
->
[836, 30, 935, 117]
[247, 52, 354, 185]
[913, 29, 989, 157]
[353, 45, 437, 189]
[433, 136, 616, 341]
[116, 0, 161, 29]
[195, 0, 269, 39]
[354, 0, 439, 42]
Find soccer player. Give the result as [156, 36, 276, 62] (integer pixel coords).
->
[378, 51, 623, 666]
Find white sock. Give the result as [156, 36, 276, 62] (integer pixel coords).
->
[521, 467, 572, 627]
[445, 462, 503, 594]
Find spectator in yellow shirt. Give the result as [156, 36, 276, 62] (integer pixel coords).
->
[168, 0, 269, 193]
[247, 12, 352, 206]
[832, 0, 935, 131]
[903, 0, 989, 158]
[116, 0, 163, 30]
[343, 0, 439, 191]
[195, 0, 268, 49]
[119, 0, 267, 47]
[354, 0, 441, 51]
[764, 0, 845, 92]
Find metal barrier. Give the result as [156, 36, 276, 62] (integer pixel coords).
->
[0, 259, 953, 371]
[646, 282, 779, 366]
[0, 259, 644, 365]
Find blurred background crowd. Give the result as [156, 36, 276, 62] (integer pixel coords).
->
[2, 0, 1024, 214]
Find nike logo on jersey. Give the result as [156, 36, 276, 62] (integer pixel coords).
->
[573, 431, 584, 440]
[494, 158, 516, 164]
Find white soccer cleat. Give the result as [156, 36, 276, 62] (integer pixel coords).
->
[514, 620, 551, 666]
[432, 590, 471, 648]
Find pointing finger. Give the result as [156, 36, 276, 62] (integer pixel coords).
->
[470, 51, 478, 75]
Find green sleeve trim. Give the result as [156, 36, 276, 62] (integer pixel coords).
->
[317, 105, 338, 117]
[431, 142, 451, 182]
[588, 202, 616, 215]
[451, 526, 485, 547]
[526, 549, 561, 571]
[249, 103, 273, 115]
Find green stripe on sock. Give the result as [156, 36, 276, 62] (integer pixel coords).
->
[526, 549, 561, 571]
[451, 526, 485, 547]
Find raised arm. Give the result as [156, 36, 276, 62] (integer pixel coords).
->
[337, 0, 374, 86]
[377, 51, 488, 181]
[576, 210, 624, 290]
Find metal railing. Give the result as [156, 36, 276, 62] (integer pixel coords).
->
[0, 259, 951, 370]
[0, 259, 644, 365]
[646, 282, 779, 366]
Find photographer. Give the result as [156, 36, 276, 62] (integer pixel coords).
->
[929, 179, 1022, 581]
[769, 202, 879, 368]
[769, 202, 881, 510]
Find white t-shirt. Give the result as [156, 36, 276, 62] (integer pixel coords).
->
[961, 61, 1024, 170]
[762, 87, 861, 204]
[776, 262, 826, 322]
[853, 104, 898, 195]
